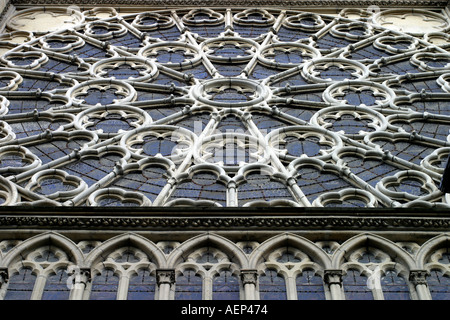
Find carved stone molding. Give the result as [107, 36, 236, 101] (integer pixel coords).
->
[409, 270, 430, 286]
[156, 269, 176, 286]
[0, 267, 8, 287]
[324, 269, 344, 286]
[0, 213, 448, 231]
[9, 0, 449, 8]
[240, 269, 258, 286]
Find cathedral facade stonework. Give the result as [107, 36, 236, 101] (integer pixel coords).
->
[0, 0, 448, 300]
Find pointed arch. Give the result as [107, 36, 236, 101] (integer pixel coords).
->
[84, 232, 167, 269]
[331, 233, 417, 270]
[1, 232, 84, 268]
[167, 233, 248, 269]
[416, 233, 450, 269]
[248, 233, 332, 269]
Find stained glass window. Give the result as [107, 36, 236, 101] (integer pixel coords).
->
[259, 269, 287, 300]
[0, 6, 448, 209]
[343, 269, 374, 300]
[90, 269, 119, 300]
[4, 267, 36, 300]
[175, 269, 203, 300]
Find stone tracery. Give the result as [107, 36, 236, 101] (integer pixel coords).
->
[0, 6, 448, 209]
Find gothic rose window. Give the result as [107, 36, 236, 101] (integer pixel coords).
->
[0, 6, 448, 209]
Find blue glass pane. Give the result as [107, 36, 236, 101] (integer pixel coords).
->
[391, 121, 450, 142]
[259, 269, 287, 300]
[77, 88, 125, 105]
[175, 269, 203, 300]
[28, 138, 91, 165]
[233, 24, 270, 38]
[170, 172, 227, 206]
[340, 155, 400, 187]
[238, 173, 294, 206]
[213, 270, 240, 300]
[277, 26, 314, 42]
[127, 269, 156, 300]
[7, 98, 65, 114]
[4, 268, 36, 300]
[189, 24, 226, 38]
[62, 153, 123, 187]
[296, 166, 353, 202]
[315, 33, 356, 51]
[216, 115, 247, 133]
[428, 270, 450, 300]
[252, 113, 293, 134]
[90, 269, 119, 300]
[380, 270, 410, 300]
[372, 140, 436, 165]
[146, 25, 182, 41]
[343, 269, 373, 300]
[296, 270, 326, 300]
[10, 120, 70, 139]
[41, 270, 71, 300]
[111, 166, 168, 202]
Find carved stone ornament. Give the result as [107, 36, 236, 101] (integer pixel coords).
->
[156, 269, 176, 286]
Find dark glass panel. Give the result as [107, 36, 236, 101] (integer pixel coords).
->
[343, 269, 373, 300]
[175, 269, 203, 300]
[296, 270, 326, 300]
[127, 269, 156, 300]
[213, 270, 240, 300]
[259, 269, 287, 300]
[4, 267, 36, 300]
[41, 269, 71, 300]
[90, 269, 119, 300]
[380, 270, 410, 300]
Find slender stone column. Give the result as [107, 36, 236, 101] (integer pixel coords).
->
[409, 270, 431, 300]
[156, 269, 175, 300]
[69, 268, 91, 300]
[240, 269, 258, 300]
[324, 270, 344, 300]
[0, 268, 8, 299]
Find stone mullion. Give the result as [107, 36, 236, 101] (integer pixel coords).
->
[241, 29, 273, 79]
[153, 113, 219, 206]
[184, 27, 220, 79]
[324, 269, 344, 300]
[156, 269, 175, 300]
[409, 270, 432, 300]
[0, 268, 8, 300]
[116, 273, 130, 300]
[240, 269, 258, 300]
[244, 114, 311, 207]
[68, 268, 91, 300]
[225, 9, 233, 32]
[30, 272, 46, 300]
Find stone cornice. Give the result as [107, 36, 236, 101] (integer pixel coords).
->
[0, 207, 448, 231]
[9, 0, 450, 8]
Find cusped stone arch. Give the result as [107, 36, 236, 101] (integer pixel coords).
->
[84, 232, 167, 269]
[249, 233, 332, 300]
[167, 233, 248, 270]
[249, 233, 332, 271]
[1, 231, 84, 269]
[416, 233, 450, 270]
[331, 233, 416, 270]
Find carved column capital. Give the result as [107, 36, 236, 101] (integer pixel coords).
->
[324, 269, 344, 286]
[240, 269, 258, 286]
[0, 268, 8, 287]
[68, 267, 91, 285]
[409, 270, 429, 286]
[156, 269, 175, 287]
